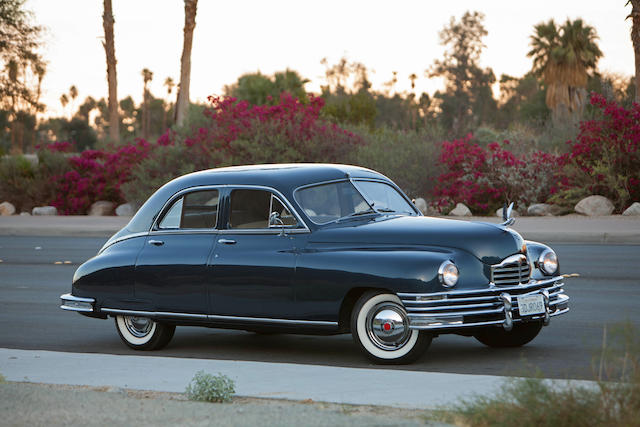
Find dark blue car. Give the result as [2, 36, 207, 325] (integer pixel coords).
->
[61, 164, 569, 364]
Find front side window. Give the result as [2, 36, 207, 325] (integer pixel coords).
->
[229, 189, 298, 229]
[158, 189, 219, 229]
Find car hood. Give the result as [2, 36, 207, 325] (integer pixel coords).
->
[309, 215, 524, 264]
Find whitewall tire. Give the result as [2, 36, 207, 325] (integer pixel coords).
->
[114, 315, 175, 350]
[351, 291, 431, 364]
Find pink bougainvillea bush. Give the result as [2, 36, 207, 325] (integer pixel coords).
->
[433, 135, 561, 214]
[184, 93, 363, 168]
[550, 94, 640, 211]
[51, 139, 152, 214]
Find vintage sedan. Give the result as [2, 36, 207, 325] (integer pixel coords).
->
[61, 164, 569, 364]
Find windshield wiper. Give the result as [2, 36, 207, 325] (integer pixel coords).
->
[336, 207, 378, 222]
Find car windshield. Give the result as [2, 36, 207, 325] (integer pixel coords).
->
[295, 180, 416, 224]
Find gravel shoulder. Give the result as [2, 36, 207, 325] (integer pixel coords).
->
[0, 382, 450, 427]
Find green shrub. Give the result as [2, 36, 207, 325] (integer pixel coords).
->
[120, 144, 196, 206]
[185, 371, 235, 403]
[349, 125, 443, 199]
[0, 151, 71, 212]
[0, 372, 5, 383]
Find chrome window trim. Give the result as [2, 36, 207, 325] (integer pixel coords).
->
[100, 308, 337, 327]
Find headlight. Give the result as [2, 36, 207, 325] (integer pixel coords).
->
[538, 249, 558, 275]
[438, 260, 459, 288]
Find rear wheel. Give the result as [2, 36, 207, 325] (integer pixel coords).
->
[474, 321, 543, 348]
[351, 291, 431, 364]
[114, 315, 175, 350]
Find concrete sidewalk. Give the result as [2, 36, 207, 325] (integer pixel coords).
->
[1, 214, 639, 243]
[0, 348, 596, 410]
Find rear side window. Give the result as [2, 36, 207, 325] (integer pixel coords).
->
[158, 189, 219, 229]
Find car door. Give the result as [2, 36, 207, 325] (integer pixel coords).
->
[208, 187, 307, 319]
[135, 188, 220, 314]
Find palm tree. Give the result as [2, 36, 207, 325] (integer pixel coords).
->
[141, 68, 153, 139]
[409, 73, 418, 92]
[69, 85, 78, 115]
[163, 77, 175, 130]
[175, 0, 198, 127]
[628, 0, 640, 102]
[60, 93, 69, 117]
[528, 19, 602, 123]
[102, 0, 119, 142]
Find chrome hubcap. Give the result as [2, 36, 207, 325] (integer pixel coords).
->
[366, 303, 411, 350]
[123, 316, 153, 338]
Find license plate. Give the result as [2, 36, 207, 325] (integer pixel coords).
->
[518, 294, 545, 316]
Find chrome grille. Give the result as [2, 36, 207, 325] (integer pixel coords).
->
[491, 254, 530, 286]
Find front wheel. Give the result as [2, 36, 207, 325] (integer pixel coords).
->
[114, 315, 175, 350]
[474, 321, 543, 348]
[351, 291, 431, 364]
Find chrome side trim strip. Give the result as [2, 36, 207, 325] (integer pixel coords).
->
[101, 308, 208, 319]
[206, 314, 337, 327]
[100, 308, 338, 327]
[99, 232, 149, 253]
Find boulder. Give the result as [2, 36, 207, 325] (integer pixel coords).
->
[527, 203, 556, 216]
[622, 202, 640, 216]
[89, 201, 115, 216]
[32, 206, 58, 216]
[574, 195, 614, 216]
[449, 203, 472, 217]
[0, 201, 16, 216]
[413, 198, 428, 215]
[19, 212, 31, 216]
[495, 207, 520, 218]
[115, 203, 135, 217]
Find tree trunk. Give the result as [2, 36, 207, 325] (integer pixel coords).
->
[175, 0, 198, 127]
[102, 0, 120, 143]
[630, 1, 640, 103]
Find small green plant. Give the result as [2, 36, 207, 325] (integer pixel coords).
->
[0, 372, 6, 383]
[185, 370, 235, 403]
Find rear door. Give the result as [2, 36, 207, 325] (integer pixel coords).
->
[134, 188, 220, 314]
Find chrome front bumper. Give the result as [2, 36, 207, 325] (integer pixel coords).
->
[60, 293, 95, 312]
[398, 276, 569, 331]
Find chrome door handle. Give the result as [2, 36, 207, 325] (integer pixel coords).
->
[148, 240, 164, 246]
[217, 239, 236, 245]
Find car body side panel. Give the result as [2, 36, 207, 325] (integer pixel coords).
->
[71, 236, 145, 309]
[292, 243, 486, 321]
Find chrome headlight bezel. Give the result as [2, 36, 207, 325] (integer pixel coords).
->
[538, 249, 558, 275]
[438, 260, 459, 288]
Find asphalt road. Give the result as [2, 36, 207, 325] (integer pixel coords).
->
[1, 235, 638, 380]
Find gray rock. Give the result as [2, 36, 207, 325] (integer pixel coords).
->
[0, 201, 16, 216]
[19, 212, 31, 216]
[449, 203, 472, 217]
[115, 203, 135, 217]
[575, 195, 614, 216]
[622, 202, 640, 216]
[496, 207, 520, 218]
[32, 206, 58, 216]
[413, 198, 428, 215]
[88, 201, 115, 216]
[527, 203, 555, 216]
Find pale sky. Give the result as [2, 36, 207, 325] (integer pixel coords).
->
[27, 0, 633, 118]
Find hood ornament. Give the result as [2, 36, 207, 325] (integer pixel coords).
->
[500, 202, 515, 227]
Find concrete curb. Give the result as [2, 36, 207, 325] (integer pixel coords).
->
[0, 348, 598, 410]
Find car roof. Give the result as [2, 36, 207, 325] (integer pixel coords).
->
[121, 163, 391, 235]
[171, 163, 386, 190]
